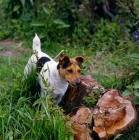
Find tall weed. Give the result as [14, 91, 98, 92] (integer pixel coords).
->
[0, 56, 74, 140]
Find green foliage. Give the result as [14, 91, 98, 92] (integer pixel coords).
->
[0, 56, 74, 140]
[119, 126, 139, 140]
[30, 5, 70, 42]
[0, 95, 73, 139]
[91, 19, 122, 51]
[1, 0, 138, 43]
[122, 80, 139, 104]
[0, 0, 139, 139]
[0, 0, 72, 41]
[116, 0, 138, 31]
[120, 53, 139, 87]
[83, 88, 102, 108]
[117, 51, 139, 104]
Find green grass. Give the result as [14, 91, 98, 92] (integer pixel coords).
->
[0, 0, 139, 139]
[0, 47, 74, 140]
[0, 39, 139, 139]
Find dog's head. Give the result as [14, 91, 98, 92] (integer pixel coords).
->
[57, 54, 85, 87]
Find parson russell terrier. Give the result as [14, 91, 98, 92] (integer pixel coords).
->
[24, 34, 85, 105]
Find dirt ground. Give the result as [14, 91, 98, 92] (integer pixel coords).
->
[0, 39, 25, 57]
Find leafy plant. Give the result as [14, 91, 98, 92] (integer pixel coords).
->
[123, 80, 139, 104]
[119, 52, 139, 87]
[0, 55, 74, 140]
[83, 87, 102, 108]
[90, 19, 122, 52]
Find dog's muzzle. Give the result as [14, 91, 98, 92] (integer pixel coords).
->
[69, 81, 81, 88]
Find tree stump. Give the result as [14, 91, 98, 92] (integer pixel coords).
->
[63, 75, 138, 140]
[92, 89, 139, 140]
[70, 106, 93, 140]
[63, 75, 104, 114]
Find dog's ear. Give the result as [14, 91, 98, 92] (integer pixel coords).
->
[75, 56, 85, 66]
[59, 54, 70, 66]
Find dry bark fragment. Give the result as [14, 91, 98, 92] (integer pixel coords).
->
[70, 106, 93, 140]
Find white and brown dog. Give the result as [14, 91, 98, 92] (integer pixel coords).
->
[24, 34, 85, 105]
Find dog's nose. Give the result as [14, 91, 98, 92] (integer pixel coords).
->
[76, 80, 81, 86]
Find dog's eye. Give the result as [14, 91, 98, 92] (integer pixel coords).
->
[78, 70, 81, 73]
[67, 70, 72, 73]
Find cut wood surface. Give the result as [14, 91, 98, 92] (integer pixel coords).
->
[63, 75, 138, 140]
[92, 89, 139, 140]
[70, 106, 93, 140]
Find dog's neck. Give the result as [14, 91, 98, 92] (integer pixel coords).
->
[47, 63, 69, 93]
[56, 71, 65, 82]
[55, 64, 68, 84]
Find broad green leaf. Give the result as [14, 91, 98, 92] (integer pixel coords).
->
[126, 85, 133, 90]
[83, 28, 88, 32]
[43, 6, 50, 15]
[29, 0, 34, 6]
[134, 91, 139, 97]
[133, 97, 139, 104]
[13, 5, 21, 12]
[31, 22, 45, 27]
[135, 21, 139, 26]
[124, 53, 139, 60]
[134, 80, 139, 89]
[57, 24, 70, 29]
[129, 53, 139, 59]
[53, 19, 66, 25]
[129, 72, 135, 75]
[20, 0, 25, 7]
[122, 89, 132, 96]
[39, 33, 46, 39]
[11, 19, 18, 23]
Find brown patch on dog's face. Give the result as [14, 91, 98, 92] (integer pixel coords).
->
[58, 54, 85, 87]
